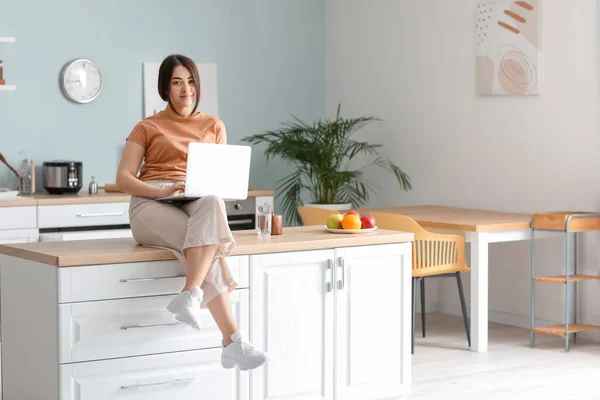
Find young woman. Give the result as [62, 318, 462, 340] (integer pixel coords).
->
[116, 54, 269, 371]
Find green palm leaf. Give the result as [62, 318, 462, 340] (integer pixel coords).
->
[242, 104, 412, 225]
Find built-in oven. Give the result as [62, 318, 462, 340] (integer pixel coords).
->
[225, 197, 257, 231]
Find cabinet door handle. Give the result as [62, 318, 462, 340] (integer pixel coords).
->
[120, 274, 186, 283]
[325, 259, 333, 292]
[337, 257, 345, 290]
[76, 212, 126, 218]
[121, 377, 195, 390]
[121, 322, 183, 330]
[228, 219, 254, 226]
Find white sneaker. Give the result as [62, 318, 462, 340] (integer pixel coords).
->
[166, 286, 204, 330]
[221, 331, 270, 370]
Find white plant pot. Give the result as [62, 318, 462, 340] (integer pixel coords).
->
[304, 203, 351, 212]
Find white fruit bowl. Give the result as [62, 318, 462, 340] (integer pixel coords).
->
[324, 226, 378, 234]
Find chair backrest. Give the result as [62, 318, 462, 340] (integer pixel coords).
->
[369, 211, 466, 275]
[297, 206, 337, 226]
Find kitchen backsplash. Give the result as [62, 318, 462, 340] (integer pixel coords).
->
[0, 161, 17, 190]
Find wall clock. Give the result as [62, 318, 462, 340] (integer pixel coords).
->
[59, 59, 103, 104]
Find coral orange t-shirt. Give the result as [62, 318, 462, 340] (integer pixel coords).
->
[126, 111, 227, 182]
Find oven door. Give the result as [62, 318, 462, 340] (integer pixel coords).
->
[226, 198, 257, 231]
[227, 214, 256, 231]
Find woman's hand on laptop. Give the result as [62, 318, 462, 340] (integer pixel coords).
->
[154, 182, 185, 198]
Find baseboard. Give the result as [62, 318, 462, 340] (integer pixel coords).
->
[433, 302, 600, 343]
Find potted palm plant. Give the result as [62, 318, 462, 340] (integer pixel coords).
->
[242, 104, 412, 226]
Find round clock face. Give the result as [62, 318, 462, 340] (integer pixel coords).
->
[60, 59, 103, 104]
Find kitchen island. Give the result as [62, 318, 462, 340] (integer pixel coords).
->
[0, 225, 413, 400]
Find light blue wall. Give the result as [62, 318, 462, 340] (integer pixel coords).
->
[0, 0, 324, 209]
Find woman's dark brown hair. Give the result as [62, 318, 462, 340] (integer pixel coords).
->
[157, 54, 201, 117]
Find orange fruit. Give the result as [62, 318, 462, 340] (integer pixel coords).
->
[342, 214, 362, 230]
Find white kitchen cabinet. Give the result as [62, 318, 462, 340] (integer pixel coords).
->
[0, 255, 253, 400]
[58, 257, 249, 303]
[0, 228, 413, 400]
[59, 289, 248, 363]
[334, 245, 411, 400]
[37, 202, 130, 229]
[250, 249, 335, 400]
[37, 202, 132, 243]
[0, 206, 36, 230]
[0, 205, 38, 246]
[249, 243, 412, 400]
[60, 348, 249, 400]
[0, 211, 40, 395]
[0, 228, 39, 244]
[39, 228, 132, 242]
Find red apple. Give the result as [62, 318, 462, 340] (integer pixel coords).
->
[360, 215, 376, 229]
[347, 210, 361, 218]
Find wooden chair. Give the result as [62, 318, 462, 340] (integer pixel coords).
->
[298, 206, 336, 226]
[369, 212, 471, 354]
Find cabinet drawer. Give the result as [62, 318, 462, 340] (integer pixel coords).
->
[39, 228, 132, 242]
[59, 289, 248, 363]
[59, 256, 249, 303]
[60, 347, 249, 400]
[37, 202, 130, 229]
[0, 206, 36, 230]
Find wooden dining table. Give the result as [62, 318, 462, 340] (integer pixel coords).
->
[358, 205, 534, 353]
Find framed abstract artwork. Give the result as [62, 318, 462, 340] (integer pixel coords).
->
[476, 0, 542, 95]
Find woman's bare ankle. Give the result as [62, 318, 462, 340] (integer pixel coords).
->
[182, 284, 201, 293]
[222, 329, 239, 347]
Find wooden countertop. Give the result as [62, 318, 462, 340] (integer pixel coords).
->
[0, 226, 413, 267]
[360, 205, 532, 232]
[0, 189, 275, 207]
[0, 198, 38, 207]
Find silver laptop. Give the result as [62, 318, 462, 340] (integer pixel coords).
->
[156, 142, 252, 202]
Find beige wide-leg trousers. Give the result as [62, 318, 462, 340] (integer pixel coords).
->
[129, 180, 237, 308]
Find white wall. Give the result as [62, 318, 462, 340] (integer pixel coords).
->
[326, 0, 600, 336]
